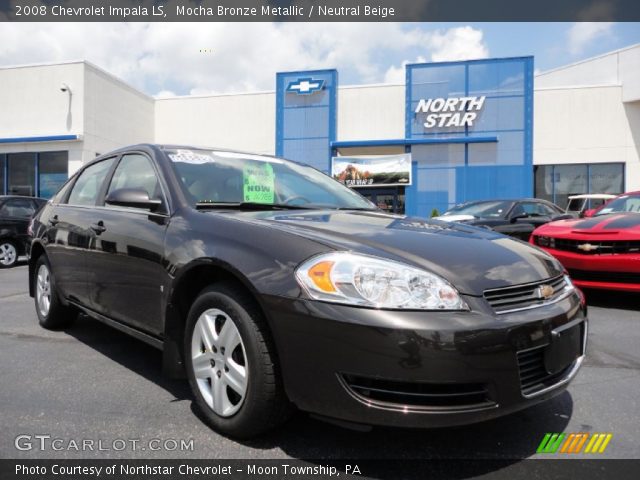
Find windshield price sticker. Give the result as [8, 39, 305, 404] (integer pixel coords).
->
[168, 150, 214, 164]
[243, 162, 275, 204]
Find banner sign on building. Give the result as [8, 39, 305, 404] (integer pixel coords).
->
[332, 154, 412, 187]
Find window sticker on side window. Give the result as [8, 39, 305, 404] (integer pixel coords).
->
[243, 162, 275, 204]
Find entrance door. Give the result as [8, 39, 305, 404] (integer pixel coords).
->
[357, 187, 405, 214]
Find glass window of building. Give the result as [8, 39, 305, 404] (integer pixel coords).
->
[534, 163, 624, 207]
[589, 164, 624, 194]
[7, 153, 36, 197]
[0, 155, 5, 195]
[534, 165, 553, 203]
[552, 165, 588, 209]
[38, 151, 68, 199]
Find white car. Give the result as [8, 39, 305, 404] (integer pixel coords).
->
[565, 194, 616, 217]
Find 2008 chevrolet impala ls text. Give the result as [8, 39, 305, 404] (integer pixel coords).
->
[28, 144, 587, 438]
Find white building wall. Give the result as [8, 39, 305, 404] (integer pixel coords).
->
[534, 45, 640, 192]
[0, 62, 85, 167]
[155, 92, 275, 155]
[81, 62, 155, 172]
[337, 84, 405, 141]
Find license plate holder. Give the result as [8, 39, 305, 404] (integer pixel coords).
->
[544, 322, 582, 374]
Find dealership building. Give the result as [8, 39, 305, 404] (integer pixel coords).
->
[0, 43, 638, 217]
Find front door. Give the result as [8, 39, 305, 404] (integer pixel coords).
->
[357, 187, 405, 214]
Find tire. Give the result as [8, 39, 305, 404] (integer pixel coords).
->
[0, 239, 18, 268]
[34, 255, 76, 330]
[184, 283, 291, 438]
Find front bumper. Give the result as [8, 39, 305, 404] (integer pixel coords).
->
[263, 290, 587, 428]
[537, 247, 640, 292]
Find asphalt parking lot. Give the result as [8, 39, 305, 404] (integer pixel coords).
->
[1, 264, 639, 464]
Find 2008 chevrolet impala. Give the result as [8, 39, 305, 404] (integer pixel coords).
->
[29, 144, 587, 438]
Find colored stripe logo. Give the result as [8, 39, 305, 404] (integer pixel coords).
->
[537, 433, 612, 454]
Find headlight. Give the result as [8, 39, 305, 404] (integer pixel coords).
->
[295, 252, 468, 310]
[536, 236, 549, 247]
[563, 274, 576, 292]
[536, 236, 556, 248]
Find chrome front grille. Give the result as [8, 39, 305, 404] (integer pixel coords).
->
[540, 237, 640, 255]
[484, 275, 569, 314]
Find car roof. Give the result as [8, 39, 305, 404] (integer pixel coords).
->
[568, 194, 616, 200]
[457, 198, 554, 205]
[86, 143, 294, 170]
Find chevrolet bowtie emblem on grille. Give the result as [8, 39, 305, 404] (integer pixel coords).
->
[577, 243, 599, 252]
[286, 77, 324, 95]
[537, 284, 554, 300]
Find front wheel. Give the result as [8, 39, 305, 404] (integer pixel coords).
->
[34, 255, 75, 329]
[184, 283, 290, 438]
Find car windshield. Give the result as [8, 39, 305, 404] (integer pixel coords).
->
[166, 149, 376, 210]
[594, 194, 640, 216]
[444, 201, 513, 218]
[566, 198, 586, 212]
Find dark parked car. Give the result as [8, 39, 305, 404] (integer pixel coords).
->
[29, 145, 587, 438]
[0, 195, 47, 268]
[437, 199, 570, 240]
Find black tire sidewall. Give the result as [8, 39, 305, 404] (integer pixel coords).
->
[184, 285, 275, 437]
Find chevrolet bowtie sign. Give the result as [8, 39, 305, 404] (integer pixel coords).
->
[415, 96, 486, 129]
[286, 78, 324, 95]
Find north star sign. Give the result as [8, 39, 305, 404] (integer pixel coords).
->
[286, 78, 324, 95]
[415, 96, 486, 129]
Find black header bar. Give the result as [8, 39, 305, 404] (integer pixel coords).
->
[1, 0, 640, 22]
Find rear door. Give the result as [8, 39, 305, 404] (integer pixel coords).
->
[85, 152, 170, 335]
[44, 158, 117, 306]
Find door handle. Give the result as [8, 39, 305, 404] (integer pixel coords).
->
[90, 221, 106, 234]
[48, 215, 59, 226]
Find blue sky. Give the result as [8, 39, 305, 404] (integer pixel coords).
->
[431, 22, 640, 72]
[0, 22, 638, 97]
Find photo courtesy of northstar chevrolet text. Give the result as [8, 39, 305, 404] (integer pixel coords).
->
[1, 1, 639, 478]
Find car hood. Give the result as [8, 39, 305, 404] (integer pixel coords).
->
[534, 212, 640, 237]
[219, 209, 564, 295]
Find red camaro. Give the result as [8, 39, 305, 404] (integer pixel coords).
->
[531, 192, 640, 292]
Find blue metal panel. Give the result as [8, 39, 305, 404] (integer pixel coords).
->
[406, 57, 534, 216]
[275, 69, 337, 172]
[0, 135, 79, 144]
[330, 136, 497, 148]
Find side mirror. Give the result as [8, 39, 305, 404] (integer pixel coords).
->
[583, 209, 596, 218]
[105, 188, 162, 211]
[510, 213, 528, 223]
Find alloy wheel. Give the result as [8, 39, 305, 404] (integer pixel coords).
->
[0, 242, 17, 266]
[36, 263, 52, 317]
[191, 308, 248, 417]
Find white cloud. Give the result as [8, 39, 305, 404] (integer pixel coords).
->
[427, 26, 489, 62]
[0, 23, 489, 95]
[154, 90, 178, 99]
[567, 22, 614, 55]
[383, 26, 489, 84]
[384, 56, 427, 84]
